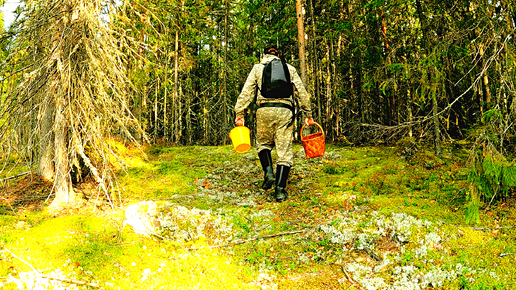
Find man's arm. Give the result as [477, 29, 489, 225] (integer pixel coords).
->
[235, 65, 260, 119]
[289, 66, 313, 119]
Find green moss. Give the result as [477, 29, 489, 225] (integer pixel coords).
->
[1, 213, 257, 289]
[0, 215, 17, 227]
[117, 147, 209, 200]
[2, 143, 516, 289]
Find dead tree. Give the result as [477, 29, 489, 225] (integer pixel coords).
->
[0, 0, 147, 209]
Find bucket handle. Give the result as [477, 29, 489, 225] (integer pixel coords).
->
[300, 122, 325, 141]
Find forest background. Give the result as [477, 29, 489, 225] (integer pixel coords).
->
[0, 0, 515, 289]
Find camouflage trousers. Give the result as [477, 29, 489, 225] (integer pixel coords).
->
[256, 107, 293, 167]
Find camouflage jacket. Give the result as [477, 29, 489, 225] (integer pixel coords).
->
[234, 54, 313, 119]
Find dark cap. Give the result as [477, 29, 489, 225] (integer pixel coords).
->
[264, 45, 279, 56]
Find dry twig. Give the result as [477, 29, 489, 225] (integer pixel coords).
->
[185, 229, 305, 251]
[0, 171, 31, 183]
[499, 253, 516, 258]
[3, 247, 99, 288]
[474, 226, 513, 231]
[340, 265, 364, 290]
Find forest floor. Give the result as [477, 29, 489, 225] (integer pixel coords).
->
[0, 141, 515, 289]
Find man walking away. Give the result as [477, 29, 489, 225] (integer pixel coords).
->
[234, 45, 315, 202]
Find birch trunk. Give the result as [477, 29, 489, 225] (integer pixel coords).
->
[173, 30, 180, 143]
[407, 88, 413, 138]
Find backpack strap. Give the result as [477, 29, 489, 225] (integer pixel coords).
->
[281, 60, 292, 84]
[255, 62, 267, 96]
[258, 60, 272, 98]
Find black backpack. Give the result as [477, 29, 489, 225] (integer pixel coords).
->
[260, 58, 293, 99]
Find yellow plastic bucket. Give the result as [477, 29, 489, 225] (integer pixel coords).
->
[229, 126, 251, 153]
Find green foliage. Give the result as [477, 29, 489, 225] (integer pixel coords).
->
[0, 11, 3, 33]
[465, 197, 480, 225]
[469, 152, 516, 201]
[322, 162, 343, 174]
[481, 109, 504, 124]
[467, 137, 516, 224]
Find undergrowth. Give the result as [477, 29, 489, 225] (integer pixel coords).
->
[1, 142, 515, 289]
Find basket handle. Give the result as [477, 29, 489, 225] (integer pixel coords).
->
[300, 122, 325, 141]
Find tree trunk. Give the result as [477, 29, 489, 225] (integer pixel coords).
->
[163, 69, 169, 143]
[203, 91, 209, 144]
[381, 10, 391, 64]
[296, 0, 308, 84]
[50, 95, 77, 208]
[309, 0, 321, 121]
[331, 40, 337, 139]
[186, 87, 193, 145]
[432, 81, 442, 156]
[325, 42, 332, 137]
[416, 0, 441, 156]
[479, 45, 492, 104]
[407, 88, 413, 138]
[223, 0, 229, 144]
[178, 84, 183, 143]
[356, 50, 364, 125]
[173, 30, 180, 143]
[38, 99, 55, 181]
[154, 82, 159, 143]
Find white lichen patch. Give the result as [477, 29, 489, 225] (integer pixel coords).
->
[318, 211, 471, 289]
[124, 201, 235, 245]
[123, 201, 158, 237]
[158, 204, 235, 244]
[6, 269, 86, 290]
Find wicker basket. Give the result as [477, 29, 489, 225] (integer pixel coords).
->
[300, 122, 325, 159]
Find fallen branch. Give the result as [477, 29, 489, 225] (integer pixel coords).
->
[499, 253, 516, 258]
[150, 194, 204, 201]
[362, 246, 381, 261]
[39, 274, 100, 288]
[0, 171, 31, 183]
[186, 229, 305, 251]
[448, 223, 514, 231]
[211, 230, 305, 248]
[341, 265, 364, 290]
[4, 247, 39, 272]
[474, 226, 513, 231]
[3, 247, 99, 288]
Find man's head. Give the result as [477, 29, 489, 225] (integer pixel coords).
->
[264, 45, 279, 56]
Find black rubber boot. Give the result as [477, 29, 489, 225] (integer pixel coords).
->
[275, 165, 291, 202]
[258, 149, 275, 190]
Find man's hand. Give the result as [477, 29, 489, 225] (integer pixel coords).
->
[235, 118, 245, 126]
[305, 118, 315, 126]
